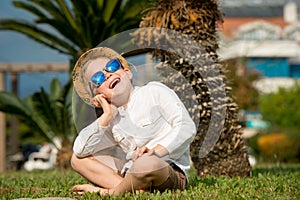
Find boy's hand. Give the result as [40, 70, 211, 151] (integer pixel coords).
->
[132, 145, 169, 161]
[93, 94, 117, 126]
[132, 146, 154, 161]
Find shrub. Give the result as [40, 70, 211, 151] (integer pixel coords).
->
[255, 132, 300, 163]
[259, 83, 300, 128]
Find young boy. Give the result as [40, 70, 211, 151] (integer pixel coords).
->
[71, 47, 196, 196]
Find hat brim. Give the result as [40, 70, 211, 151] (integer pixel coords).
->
[72, 47, 129, 106]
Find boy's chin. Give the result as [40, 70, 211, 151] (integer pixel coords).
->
[111, 94, 129, 107]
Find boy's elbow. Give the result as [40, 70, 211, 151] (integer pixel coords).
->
[189, 120, 197, 136]
[70, 153, 79, 170]
[72, 147, 86, 159]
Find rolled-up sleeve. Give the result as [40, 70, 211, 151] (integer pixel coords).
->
[73, 119, 115, 157]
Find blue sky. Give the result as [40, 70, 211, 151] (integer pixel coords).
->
[0, 1, 69, 62]
[0, 1, 69, 98]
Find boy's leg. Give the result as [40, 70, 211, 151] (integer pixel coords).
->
[108, 154, 186, 195]
[71, 153, 187, 196]
[71, 153, 125, 189]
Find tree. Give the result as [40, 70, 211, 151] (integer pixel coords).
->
[0, 79, 74, 149]
[0, 0, 150, 167]
[134, 0, 251, 177]
[259, 83, 300, 128]
[224, 59, 260, 111]
[0, 0, 149, 70]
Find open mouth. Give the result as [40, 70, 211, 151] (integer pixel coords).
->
[109, 78, 121, 89]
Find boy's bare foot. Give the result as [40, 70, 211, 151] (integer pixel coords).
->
[72, 184, 108, 196]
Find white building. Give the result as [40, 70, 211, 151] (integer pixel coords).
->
[218, 1, 300, 93]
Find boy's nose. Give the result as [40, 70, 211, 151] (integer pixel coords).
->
[104, 71, 113, 80]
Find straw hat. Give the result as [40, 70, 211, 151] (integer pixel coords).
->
[72, 47, 130, 106]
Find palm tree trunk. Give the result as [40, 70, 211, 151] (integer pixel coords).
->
[134, 0, 251, 177]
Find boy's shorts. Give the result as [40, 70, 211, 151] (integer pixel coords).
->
[153, 162, 187, 191]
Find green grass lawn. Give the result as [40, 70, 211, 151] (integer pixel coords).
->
[1, 164, 299, 199]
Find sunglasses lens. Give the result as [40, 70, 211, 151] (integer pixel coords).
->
[90, 71, 106, 86]
[89, 59, 122, 88]
[106, 59, 121, 72]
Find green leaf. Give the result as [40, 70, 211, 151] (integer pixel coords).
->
[0, 91, 32, 117]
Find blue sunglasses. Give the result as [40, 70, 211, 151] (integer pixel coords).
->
[89, 58, 123, 87]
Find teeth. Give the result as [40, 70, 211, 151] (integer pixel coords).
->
[110, 78, 120, 89]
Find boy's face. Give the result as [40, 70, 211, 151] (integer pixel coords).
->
[85, 57, 133, 107]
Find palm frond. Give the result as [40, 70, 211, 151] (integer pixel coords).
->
[35, 18, 85, 48]
[103, 0, 122, 23]
[13, 1, 48, 19]
[50, 78, 63, 100]
[120, 0, 148, 19]
[56, 0, 78, 32]
[31, 89, 60, 130]
[29, 0, 66, 21]
[0, 19, 78, 56]
[0, 92, 32, 117]
[0, 91, 58, 146]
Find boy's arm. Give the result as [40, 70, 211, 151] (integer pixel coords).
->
[73, 119, 114, 157]
[149, 82, 197, 160]
[73, 94, 117, 158]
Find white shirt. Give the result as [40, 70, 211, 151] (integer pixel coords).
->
[73, 81, 196, 176]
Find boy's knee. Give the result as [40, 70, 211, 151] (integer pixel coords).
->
[70, 153, 77, 170]
[131, 154, 168, 175]
[129, 154, 169, 183]
[70, 153, 82, 171]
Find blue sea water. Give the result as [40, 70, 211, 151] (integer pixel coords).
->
[5, 72, 69, 98]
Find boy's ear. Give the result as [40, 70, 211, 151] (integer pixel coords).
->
[124, 68, 133, 79]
